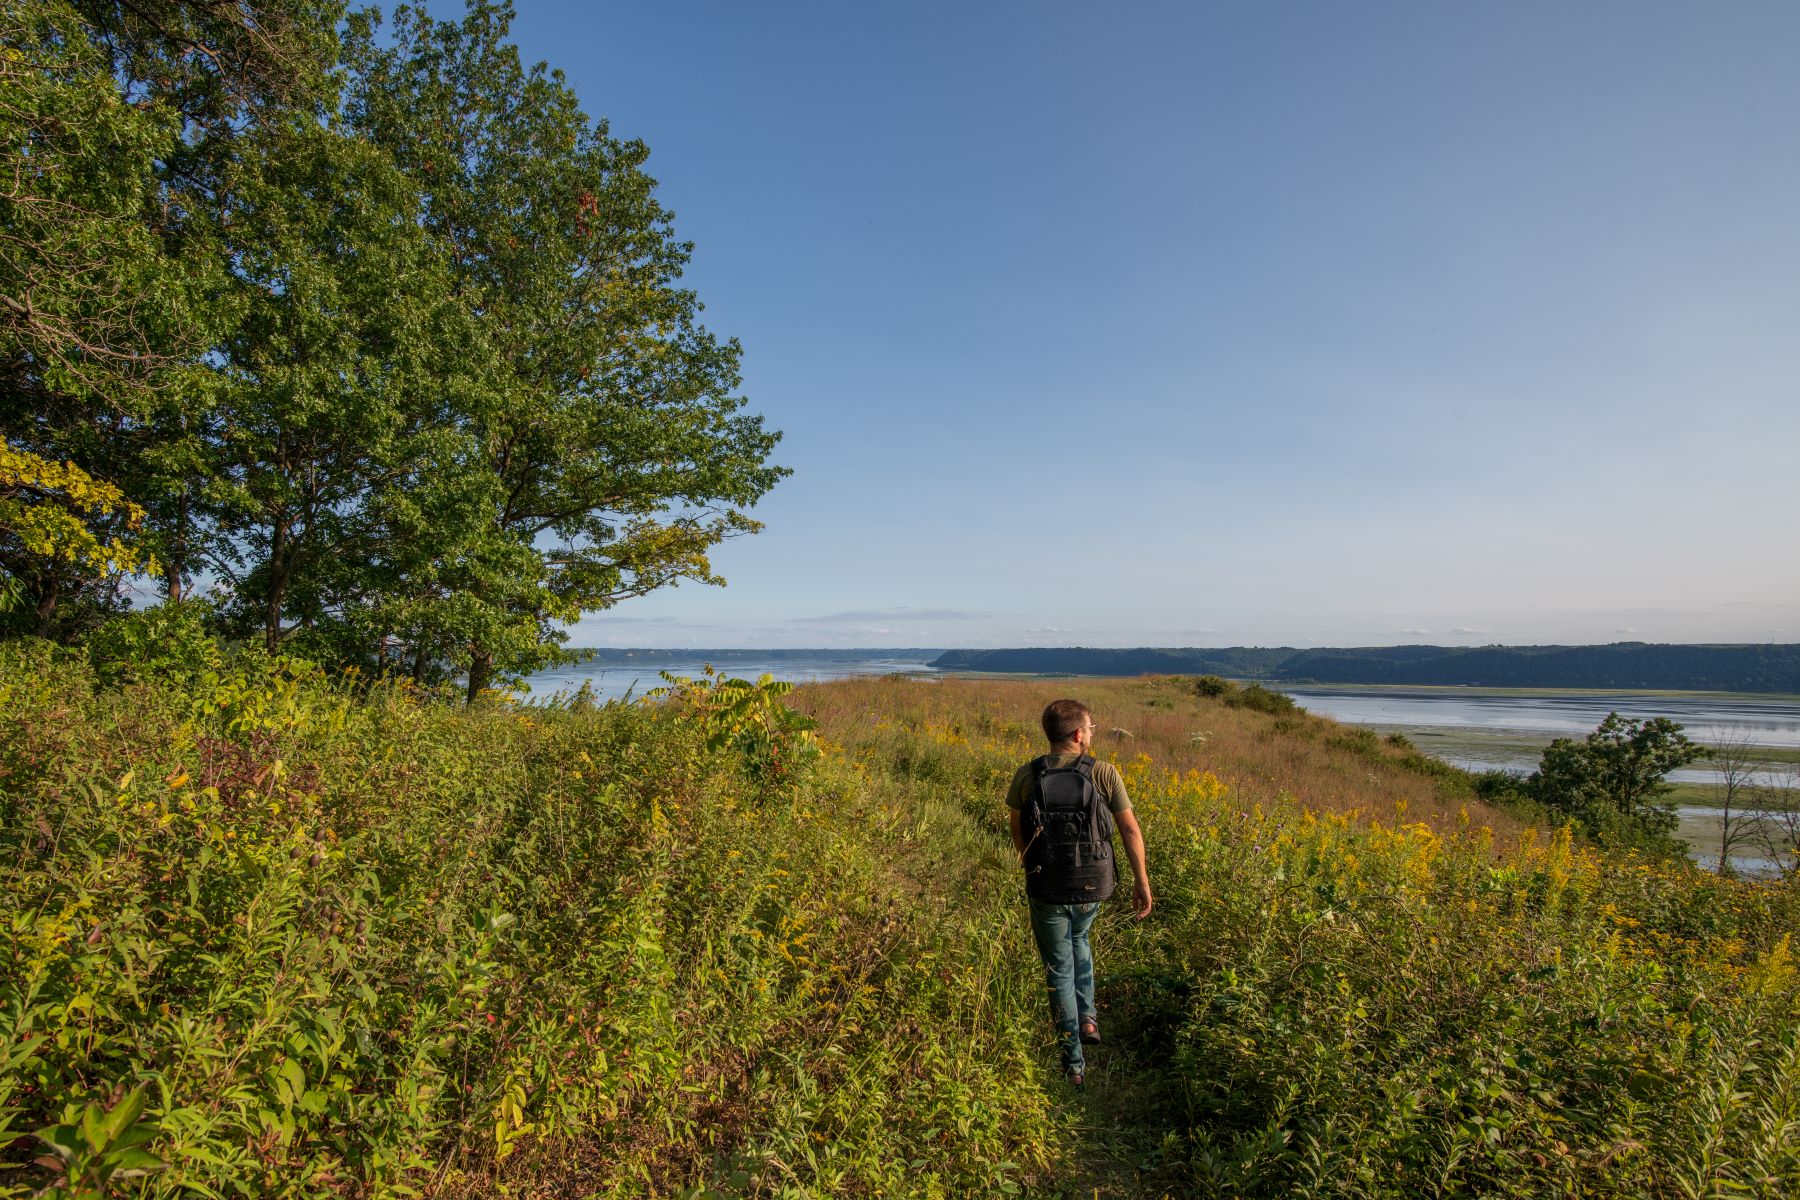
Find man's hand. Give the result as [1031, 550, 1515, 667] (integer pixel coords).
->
[1116, 809, 1151, 918]
[1132, 879, 1154, 919]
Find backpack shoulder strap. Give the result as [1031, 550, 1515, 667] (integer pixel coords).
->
[1076, 754, 1110, 836]
[1026, 756, 1050, 815]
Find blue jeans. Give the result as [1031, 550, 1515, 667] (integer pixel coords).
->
[1028, 898, 1100, 1074]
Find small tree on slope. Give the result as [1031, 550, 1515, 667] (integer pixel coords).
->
[1528, 712, 1707, 850]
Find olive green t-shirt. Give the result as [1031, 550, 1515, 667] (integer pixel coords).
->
[1005, 754, 1131, 816]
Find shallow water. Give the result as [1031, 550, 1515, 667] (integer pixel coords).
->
[1284, 687, 1800, 782]
[1280, 685, 1800, 876]
[1281, 687, 1800, 747]
[525, 653, 940, 703]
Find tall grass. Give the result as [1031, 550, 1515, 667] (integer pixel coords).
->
[793, 674, 1526, 835]
[801, 673, 1800, 1197]
[3, 655, 1796, 1197]
[0, 646, 1053, 1197]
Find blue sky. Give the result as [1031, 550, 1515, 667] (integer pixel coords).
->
[449, 1, 1800, 649]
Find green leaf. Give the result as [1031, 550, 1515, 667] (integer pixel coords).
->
[79, 1103, 106, 1152]
[106, 1147, 165, 1174]
[35, 1123, 79, 1160]
[98, 1086, 146, 1146]
[279, 1057, 306, 1102]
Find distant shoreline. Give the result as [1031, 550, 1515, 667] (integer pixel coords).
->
[556, 644, 1800, 695]
[567, 648, 945, 663]
[927, 643, 1800, 694]
[1281, 681, 1800, 703]
[926, 675, 1800, 703]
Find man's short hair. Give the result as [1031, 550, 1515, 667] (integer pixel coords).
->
[1042, 699, 1092, 746]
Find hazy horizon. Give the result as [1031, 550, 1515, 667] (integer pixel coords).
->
[562, 637, 1799, 653]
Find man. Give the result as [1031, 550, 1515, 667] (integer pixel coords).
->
[1007, 698, 1152, 1086]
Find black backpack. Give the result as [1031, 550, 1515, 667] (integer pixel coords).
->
[1021, 754, 1116, 904]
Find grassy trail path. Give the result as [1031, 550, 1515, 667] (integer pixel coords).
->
[1058, 1022, 1189, 1199]
[855, 759, 1194, 1199]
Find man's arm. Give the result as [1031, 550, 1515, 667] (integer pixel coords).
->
[1009, 807, 1027, 858]
[1115, 809, 1153, 918]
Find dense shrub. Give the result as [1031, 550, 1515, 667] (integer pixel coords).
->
[1192, 675, 1302, 717]
[1473, 768, 1530, 804]
[84, 600, 225, 686]
[1327, 727, 1382, 756]
[0, 650, 1052, 1197]
[1193, 675, 1234, 699]
[1322, 727, 1477, 796]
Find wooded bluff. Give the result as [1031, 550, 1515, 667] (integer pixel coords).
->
[930, 642, 1800, 692]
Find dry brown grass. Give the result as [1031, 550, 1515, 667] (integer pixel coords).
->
[793, 673, 1523, 837]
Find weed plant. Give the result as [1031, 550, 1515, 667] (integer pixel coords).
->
[4, 655, 1797, 1197]
[0, 645, 1053, 1197]
[801, 674, 1800, 1197]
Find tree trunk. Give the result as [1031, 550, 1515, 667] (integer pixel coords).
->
[264, 519, 290, 653]
[31, 575, 58, 637]
[164, 492, 188, 603]
[264, 579, 287, 653]
[466, 647, 493, 704]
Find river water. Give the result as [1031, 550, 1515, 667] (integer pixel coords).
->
[524, 653, 941, 702]
[1281, 685, 1799, 877]
[1281, 687, 1800, 779]
[1277, 688, 1800, 746]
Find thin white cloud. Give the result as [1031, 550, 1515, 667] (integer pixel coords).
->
[1616, 627, 1640, 634]
[1450, 626, 1492, 635]
[790, 607, 987, 623]
[1026, 626, 1073, 634]
[1400, 627, 1431, 635]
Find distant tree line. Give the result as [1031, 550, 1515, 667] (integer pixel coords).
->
[0, 0, 785, 699]
[933, 643, 1800, 693]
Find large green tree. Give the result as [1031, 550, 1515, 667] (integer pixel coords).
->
[3, 0, 785, 680]
[344, 1, 786, 699]
[0, 1, 189, 630]
[0, 0, 344, 625]
[199, 115, 481, 653]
